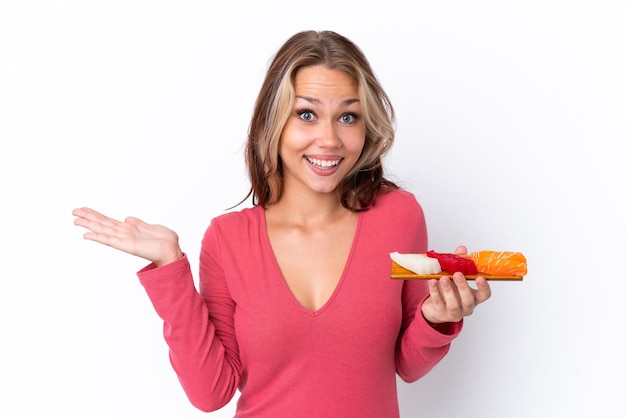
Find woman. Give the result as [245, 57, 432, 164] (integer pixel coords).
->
[73, 30, 491, 417]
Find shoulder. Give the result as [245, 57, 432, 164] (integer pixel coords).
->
[201, 205, 266, 257]
[372, 187, 423, 215]
[206, 205, 264, 236]
[213, 205, 262, 223]
[362, 187, 428, 252]
[365, 188, 426, 230]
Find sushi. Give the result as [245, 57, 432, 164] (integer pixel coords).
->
[390, 250, 527, 280]
[390, 252, 442, 275]
[465, 251, 527, 276]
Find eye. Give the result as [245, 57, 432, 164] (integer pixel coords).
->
[340, 113, 360, 124]
[296, 109, 316, 122]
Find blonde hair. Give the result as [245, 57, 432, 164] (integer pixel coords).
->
[244, 30, 398, 211]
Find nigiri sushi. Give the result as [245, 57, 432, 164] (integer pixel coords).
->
[426, 250, 478, 275]
[465, 251, 527, 276]
[390, 252, 442, 275]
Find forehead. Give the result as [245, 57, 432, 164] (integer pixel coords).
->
[293, 65, 358, 98]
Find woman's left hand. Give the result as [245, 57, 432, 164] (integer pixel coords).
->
[420, 246, 492, 324]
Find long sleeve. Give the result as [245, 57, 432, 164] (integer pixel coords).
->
[381, 190, 463, 382]
[137, 253, 240, 412]
[395, 286, 463, 382]
[134, 190, 464, 417]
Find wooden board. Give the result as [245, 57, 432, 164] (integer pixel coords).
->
[390, 261, 524, 281]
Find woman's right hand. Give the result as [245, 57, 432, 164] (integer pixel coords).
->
[72, 207, 183, 267]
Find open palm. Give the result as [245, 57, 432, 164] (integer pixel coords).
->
[72, 207, 183, 267]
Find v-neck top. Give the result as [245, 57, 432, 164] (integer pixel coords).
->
[263, 206, 360, 316]
[138, 189, 462, 417]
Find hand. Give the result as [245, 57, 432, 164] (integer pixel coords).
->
[72, 207, 183, 267]
[420, 245, 492, 324]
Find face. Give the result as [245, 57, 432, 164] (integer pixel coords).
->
[279, 65, 366, 198]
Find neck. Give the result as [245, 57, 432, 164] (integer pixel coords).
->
[266, 188, 350, 228]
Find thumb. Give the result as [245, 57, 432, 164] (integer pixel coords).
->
[124, 216, 144, 225]
[454, 245, 468, 255]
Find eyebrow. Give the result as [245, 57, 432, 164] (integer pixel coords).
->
[295, 95, 360, 106]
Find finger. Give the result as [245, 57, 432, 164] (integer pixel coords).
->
[73, 210, 134, 247]
[427, 278, 444, 308]
[454, 245, 468, 255]
[452, 272, 476, 315]
[124, 216, 144, 226]
[473, 276, 492, 304]
[82, 230, 116, 245]
[73, 207, 95, 227]
[73, 207, 121, 230]
[72, 207, 93, 217]
[81, 225, 135, 251]
[72, 207, 109, 222]
[438, 276, 462, 319]
[75, 214, 122, 236]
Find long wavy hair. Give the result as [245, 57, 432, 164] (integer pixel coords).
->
[243, 30, 398, 211]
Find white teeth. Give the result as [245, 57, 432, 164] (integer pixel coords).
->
[306, 157, 340, 168]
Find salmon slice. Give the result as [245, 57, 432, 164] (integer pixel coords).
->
[466, 251, 527, 276]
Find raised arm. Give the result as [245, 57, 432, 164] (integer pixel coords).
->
[73, 207, 240, 411]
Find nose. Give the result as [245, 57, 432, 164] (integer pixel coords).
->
[315, 120, 342, 148]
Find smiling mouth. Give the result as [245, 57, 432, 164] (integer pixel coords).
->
[305, 156, 341, 170]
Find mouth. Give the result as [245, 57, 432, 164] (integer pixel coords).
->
[304, 156, 342, 170]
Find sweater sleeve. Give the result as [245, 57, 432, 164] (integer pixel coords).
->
[137, 242, 240, 411]
[393, 192, 463, 382]
[396, 285, 463, 382]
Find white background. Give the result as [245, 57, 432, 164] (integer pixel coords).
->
[2, 1, 625, 417]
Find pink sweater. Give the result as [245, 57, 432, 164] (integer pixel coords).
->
[138, 189, 462, 417]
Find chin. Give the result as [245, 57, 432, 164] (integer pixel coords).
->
[310, 184, 341, 195]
